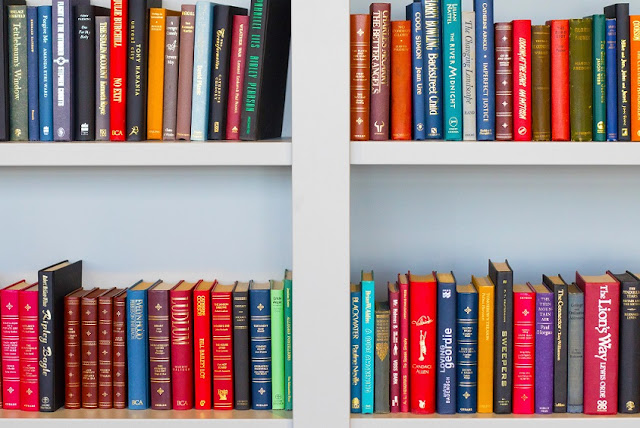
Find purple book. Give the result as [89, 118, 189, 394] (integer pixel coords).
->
[532, 283, 553, 414]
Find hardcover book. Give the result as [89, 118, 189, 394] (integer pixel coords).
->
[284, 270, 293, 410]
[456, 283, 478, 413]
[512, 284, 535, 414]
[250, 281, 272, 410]
[398, 274, 409, 412]
[95, 16, 109, 141]
[109, 0, 127, 141]
[270, 280, 285, 410]
[531, 25, 551, 141]
[474, 0, 495, 140]
[175, 4, 196, 140]
[350, 283, 362, 413]
[190, 1, 215, 141]
[361, 271, 375, 413]
[194, 280, 214, 409]
[18, 283, 38, 411]
[592, 14, 607, 141]
[226, 14, 249, 140]
[495, 22, 513, 141]
[532, 283, 553, 414]
[462, 11, 476, 141]
[170, 281, 197, 410]
[388, 282, 400, 413]
[423, 0, 442, 139]
[391, 20, 412, 140]
[8, 5, 27, 141]
[442, 0, 462, 140]
[213, 282, 236, 410]
[148, 281, 177, 410]
[606, 18, 618, 141]
[406, 4, 424, 140]
[37, 5, 52, 141]
[26, 6, 38, 141]
[374, 301, 390, 414]
[162, 15, 180, 140]
[98, 288, 122, 409]
[605, 3, 631, 140]
[436, 272, 456, 414]
[567, 282, 584, 413]
[113, 290, 127, 409]
[569, 18, 593, 141]
[547, 20, 570, 141]
[369, 3, 391, 141]
[232, 282, 251, 410]
[542, 274, 568, 413]
[64, 288, 95, 409]
[512, 20, 532, 141]
[489, 259, 513, 413]
[471, 275, 494, 413]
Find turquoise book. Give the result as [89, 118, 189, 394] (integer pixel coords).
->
[284, 269, 293, 410]
[350, 283, 362, 413]
[361, 271, 375, 414]
[190, 1, 215, 141]
[442, 0, 462, 140]
[592, 14, 606, 142]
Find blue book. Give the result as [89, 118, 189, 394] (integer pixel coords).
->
[456, 283, 478, 413]
[250, 281, 272, 409]
[37, 6, 52, 141]
[605, 18, 617, 141]
[126, 280, 160, 410]
[474, 0, 495, 140]
[407, 2, 425, 140]
[361, 271, 375, 414]
[27, 6, 38, 141]
[350, 283, 362, 413]
[436, 272, 456, 414]
[442, 0, 462, 140]
[190, 1, 215, 141]
[423, 0, 443, 139]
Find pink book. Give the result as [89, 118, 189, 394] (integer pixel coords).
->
[225, 15, 249, 140]
[388, 282, 400, 412]
[398, 274, 410, 412]
[19, 284, 38, 411]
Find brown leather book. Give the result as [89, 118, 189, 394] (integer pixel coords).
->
[351, 14, 371, 141]
[97, 288, 123, 409]
[148, 281, 176, 410]
[495, 22, 513, 140]
[391, 21, 412, 140]
[175, 4, 196, 140]
[370, 3, 391, 140]
[532, 25, 551, 141]
[112, 290, 127, 409]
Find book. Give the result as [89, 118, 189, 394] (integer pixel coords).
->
[350, 283, 362, 413]
[531, 25, 551, 141]
[577, 272, 619, 415]
[474, 0, 495, 140]
[567, 282, 584, 413]
[472, 275, 494, 413]
[388, 282, 400, 413]
[226, 14, 249, 140]
[161, 15, 180, 140]
[250, 281, 272, 410]
[605, 3, 631, 140]
[531, 283, 552, 414]
[462, 11, 476, 141]
[148, 281, 176, 410]
[95, 16, 109, 141]
[495, 22, 513, 141]
[109, 0, 127, 141]
[112, 290, 127, 409]
[548, 20, 570, 141]
[190, 1, 214, 141]
[213, 281, 235, 410]
[147, 8, 174, 140]
[18, 283, 38, 411]
[391, 20, 412, 141]
[489, 259, 513, 413]
[606, 18, 618, 141]
[408, 272, 436, 414]
[283, 270, 293, 410]
[424, 0, 442, 139]
[170, 280, 197, 410]
[193, 280, 214, 410]
[175, 4, 196, 140]
[64, 288, 95, 409]
[369, 3, 391, 141]
[0, 0, 26, 141]
[512, 284, 535, 414]
[398, 274, 410, 413]
[38, 260, 83, 412]
[361, 271, 375, 414]
[270, 280, 285, 410]
[8, 5, 27, 141]
[456, 283, 478, 413]
[232, 282, 250, 410]
[631, 15, 640, 141]
[592, 15, 607, 141]
[570, 18, 593, 142]
[374, 301, 390, 413]
[37, 5, 52, 141]
[442, 0, 462, 140]
[512, 20, 532, 141]
[436, 272, 456, 414]
[406, 4, 424, 140]
[26, 6, 38, 141]
[542, 274, 568, 413]
[98, 288, 122, 409]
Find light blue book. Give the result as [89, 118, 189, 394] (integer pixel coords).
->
[190, 1, 215, 141]
[361, 271, 375, 414]
[37, 6, 52, 141]
[442, 0, 462, 140]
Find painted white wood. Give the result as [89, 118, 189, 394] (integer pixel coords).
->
[351, 414, 640, 427]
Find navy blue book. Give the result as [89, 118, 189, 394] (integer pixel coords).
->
[250, 281, 272, 410]
[605, 18, 617, 141]
[350, 283, 362, 413]
[456, 283, 478, 413]
[423, 0, 442, 139]
[26, 6, 38, 141]
[407, 2, 425, 140]
[436, 272, 456, 414]
[37, 6, 52, 141]
[474, 0, 495, 140]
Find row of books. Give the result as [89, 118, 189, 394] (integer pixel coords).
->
[0, 260, 293, 412]
[350, 261, 637, 415]
[0, 0, 290, 142]
[350, 1, 640, 142]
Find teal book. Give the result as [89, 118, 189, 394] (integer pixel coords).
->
[592, 14, 606, 141]
[350, 283, 362, 413]
[361, 271, 375, 414]
[442, 0, 462, 140]
[284, 269, 293, 410]
[270, 279, 285, 410]
[190, 1, 215, 141]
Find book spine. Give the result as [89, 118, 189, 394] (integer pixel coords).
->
[350, 288, 362, 413]
[190, 2, 214, 141]
[232, 289, 250, 410]
[531, 25, 551, 141]
[406, 4, 425, 140]
[619, 280, 640, 412]
[0, 0, 10, 140]
[399, 280, 410, 413]
[8, 6, 27, 141]
[52, 0, 72, 141]
[477, 284, 494, 413]
[27, 7, 38, 141]
[95, 17, 110, 141]
[37, 6, 53, 141]
[512, 291, 535, 414]
[270, 288, 284, 410]
[19, 290, 38, 411]
[569, 18, 593, 141]
[193, 287, 212, 409]
[110, 0, 127, 141]
[361, 279, 375, 413]
[462, 12, 476, 140]
[125, 0, 151, 141]
[442, 0, 462, 140]
[81, 295, 99, 408]
[175, 5, 196, 140]
[1, 289, 20, 408]
[614, 4, 631, 140]
[284, 276, 293, 411]
[474, 0, 495, 140]
[162, 15, 180, 140]
[212, 290, 235, 410]
[512, 20, 532, 141]
[456, 290, 477, 413]
[369, 3, 391, 141]
[374, 305, 390, 413]
[492, 271, 513, 413]
[127, 290, 149, 409]
[112, 292, 127, 409]
[146, 8, 166, 140]
[74, 6, 96, 141]
[250, 288, 272, 410]
[606, 19, 618, 141]
[389, 288, 400, 413]
[495, 22, 513, 140]
[97, 294, 113, 409]
[226, 15, 248, 140]
[567, 291, 584, 413]
[535, 292, 553, 413]
[553, 284, 568, 413]
[38, 271, 55, 411]
[631, 16, 640, 142]
[64, 294, 82, 409]
[170, 289, 194, 410]
[352, 13, 371, 140]
[409, 280, 436, 414]
[593, 15, 607, 141]
[436, 281, 456, 414]
[549, 20, 570, 141]
[148, 289, 172, 410]
[423, 0, 442, 139]
[391, 20, 412, 141]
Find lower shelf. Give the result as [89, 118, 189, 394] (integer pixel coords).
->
[352, 413, 639, 426]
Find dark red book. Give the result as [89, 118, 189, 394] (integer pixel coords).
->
[18, 283, 38, 411]
[369, 3, 391, 140]
[149, 281, 177, 410]
[112, 290, 127, 409]
[512, 284, 535, 414]
[194, 280, 214, 409]
[212, 281, 234, 410]
[398, 274, 409, 413]
[388, 281, 400, 412]
[495, 22, 513, 141]
[98, 288, 122, 409]
[547, 19, 570, 141]
[512, 20, 532, 141]
[170, 280, 198, 410]
[408, 272, 436, 414]
[109, 0, 127, 141]
[64, 288, 95, 409]
[225, 15, 248, 140]
[577, 272, 620, 415]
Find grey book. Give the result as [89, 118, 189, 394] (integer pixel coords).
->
[567, 283, 584, 413]
[162, 15, 180, 140]
[374, 301, 390, 413]
[8, 5, 27, 141]
[95, 16, 109, 141]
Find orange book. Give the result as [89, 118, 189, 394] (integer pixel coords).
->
[631, 16, 640, 141]
[472, 275, 494, 413]
[391, 21, 411, 140]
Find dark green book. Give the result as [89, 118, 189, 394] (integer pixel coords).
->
[592, 14, 606, 141]
[8, 4, 27, 141]
[569, 18, 593, 142]
[374, 301, 390, 414]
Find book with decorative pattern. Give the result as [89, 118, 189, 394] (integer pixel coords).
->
[97, 288, 122, 409]
[18, 283, 38, 411]
[249, 281, 272, 410]
[495, 22, 513, 140]
[148, 281, 176, 410]
[112, 290, 127, 409]
[456, 283, 478, 414]
[213, 281, 235, 410]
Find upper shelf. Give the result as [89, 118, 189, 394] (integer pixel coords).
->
[351, 142, 640, 166]
[0, 140, 292, 167]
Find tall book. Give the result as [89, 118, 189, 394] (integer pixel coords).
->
[8, 5, 27, 141]
[170, 280, 197, 410]
[442, 0, 462, 140]
[542, 274, 568, 413]
[391, 20, 412, 141]
[548, 20, 570, 141]
[213, 282, 236, 410]
[283, 270, 293, 411]
[472, 275, 494, 413]
[567, 282, 584, 413]
[388, 282, 400, 413]
[474, 0, 495, 140]
[18, 283, 38, 411]
[593, 15, 607, 141]
[605, 3, 631, 140]
[489, 259, 513, 414]
[250, 281, 272, 410]
[193, 280, 214, 410]
[369, 3, 391, 141]
[374, 301, 390, 414]
[361, 271, 375, 413]
[531, 25, 551, 141]
[148, 281, 176, 410]
[270, 280, 285, 410]
[109, 0, 127, 141]
[161, 15, 180, 140]
[38, 260, 83, 412]
[232, 282, 251, 410]
[631, 16, 640, 141]
[406, 4, 424, 140]
[606, 19, 618, 141]
[37, 5, 52, 141]
[423, 0, 442, 139]
[512, 284, 535, 414]
[175, 4, 196, 140]
[531, 283, 552, 414]
[495, 22, 513, 141]
[350, 283, 362, 413]
[147, 8, 171, 140]
[570, 18, 593, 141]
[512, 20, 532, 141]
[226, 15, 249, 140]
[112, 290, 127, 409]
[408, 272, 436, 414]
[95, 16, 109, 141]
[462, 11, 476, 141]
[456, 283, 478, 413]
[190, 1, 214, 141]
[398, 274, 410, 413]
[26, 6, 38, 141]
[436, 272, 456, 414]
[97, 288, 122, 409]
[64, 288, 95, 409]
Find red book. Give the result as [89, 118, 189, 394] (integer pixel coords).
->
[194, 280, 214, 409]
[109, 0, 127, 141]
[547, 19, 570, 141]
[512, 20, 532, 141]
[388, 282, 400, 412]
[212, 282, 234, 410]
[398, 274, 409, 413]
[225, 15, 249, 140]
[512, 284, 535, 414]
[408, 272, 436, 414]
[98, 288, 122, 409]
[170, 280, 198, 410]
[18, 283, 38, 411]
[577, 272, 620, 415]
[112, 290, 127, 409]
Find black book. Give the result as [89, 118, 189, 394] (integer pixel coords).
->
[488, 259, 513, 414]
[232, 281, 251, 410]
[208, 5, 247, 140]
[604, 3, 631, 141]
[38, 260, 82, 412]
[614, 272, 640, 413]
[0, 0, 26, 141]
[374, 301, 390, 413]
[543, 274, 568, 413]
[239, 0, 290, 140]
[126, 0, 162, 140]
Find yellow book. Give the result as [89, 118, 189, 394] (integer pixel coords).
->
[472, 275, 494, 413]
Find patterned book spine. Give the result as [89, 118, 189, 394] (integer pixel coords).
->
[127, 289, 150, 409]
[52, 0, 77, 141]
[369, 3, 391, 140]
[37, 6, 53, 141]
[74, 5, 96, 141]
[232, 287, 250, 410]
[361, 276, 375, 413]
[605, 4, 631, 140]
[495, 23, 513, 140]
[95, 17, 110, 141]
[513, 288, 535, 414]
[409, 275, 436, 414]
[27, 7, 38, 141]
[535, 290, 553, 413]
[618, 273, 640, 413]
[531, 25, 551, 141]
[19, 287, 38, 411]
[64, 292, 83, 409]
[374, 303, 390, 414]
[112, 291, 127, 409]
[567, 287, 584, 413]
[8, 6, 27, 141]
[212, 289, 234, 410]
[351, 13, 371, 141]
[226, 15, 249, 140]
[284, 272, 293, 411]
[162, 15, 180, 140]
[170, 289, 194, 410]
[109, 0, 127, 141]
[456, 286, 477, 413]
[1, 288, 20, 408]
[569, 18, 593, 141]
[512, 20, 532, 141]
[350, 286, 361, 413]
[148, 288, 172, 410]
[475, 278, 494, 413]
[552, 281, 568, 413]
[399, 278, 409, 413]
[549, 20, 570, 141]
[250, 287, 272, 410]
[270, 284, 285, 410]
[606, 19, 617, 141]
[406, 4, 425, 140]
[474, 0, 495, 140]
[175, 5, 196, 140]
[462, 11, 476, 140]
[194, 285, 212, 409]
[81, 294, 99, 408]
[442, 0, 462, 140]
[190, 1, 214, 141]
[147, 8, 166, 140]
[97, 293, 114, 409]
[389, 287, 400, 413]
[423, 0, 442, 138]
[593, 15, 607, 141]
[391, 20, 412, 140]
[436, 279, 456, 414]
[631, 16, 640, 141]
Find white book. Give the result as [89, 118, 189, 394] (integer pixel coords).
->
[462, 11, 476, 141]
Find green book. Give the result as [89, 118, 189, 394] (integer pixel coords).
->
[284, 269, 293, 410]
[592, 14, 606, 141]
[270, 279, 285, 409]
[8, 5, 28, 141]
[569, 18, 593, 141]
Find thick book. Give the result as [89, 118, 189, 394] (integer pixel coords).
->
[26, 6, 38, 141]
[606, 19, 618, 141]
[18, 283, 38, 411]
[270, 280, 285, 410]
[531, 25, 551, 141]
[593, 15, 607, 141]
[194, 280, 214, 410]
[398, 274, 410, 413]
[462, 11, 476, 141]
[232, 282, 250, 410]
[38, 260, 83, 412]
[542, 274, 568, 413]
[175, 4, 196, 140]
[472, 275, 494, 413]
[98, 288, 122, 409]
[489, 259, 513, 414]
[8, 5, 27, 141]
[388, 282, 400, 412]
[95, 16, 110, 141]
[109, 0, 127, 141]
[391, 20, 412, 141]
[64, 288, 95, 409]
[631, 16, 640, 141]
[577, 272, 619, 415]
[190, 1, 214, 141]
[408, 272, 437, 414]
[512, 284, 535, 414]
[374, 302, 390, 414]
[162, 15, 180, 140]
[442, 0, 462, 140]
[406, 4, 424, 140]
[361, 271, 375, 413]
[474, 0, 495, 140]
[532, 283, 552, 414]
[250, 281, 272, 410]
[456, 283, 478, 413]
[569, 18, 593, 141]
[148, 281, 176, 410]
[213, 282, 236, 410]
[548, 20, 570, 141]
[512, 20, 532, 141]
[37, 5, 52, 141]
[350, 283, 362, 413]
[283, 270, 293, 410]
[369, 3, 391, 141]
[170, 281, 197, 410]
[605, 3, 631, 140]
[495, 22, 513, 141]
[436, 272, 456, 414]
[113, 290, 127, 409]
[423, 0, 442, 139]
[146, 8, 172, 140]
[226, 15, 249, 140]
[567, 282, 584, 413]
